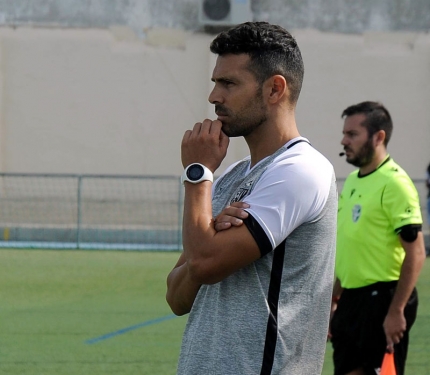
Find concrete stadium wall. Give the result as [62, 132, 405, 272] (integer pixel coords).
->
[0, 0, 429, 34]
[0, 26, 428, 182]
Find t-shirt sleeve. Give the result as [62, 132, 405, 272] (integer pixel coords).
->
[243, 157, 334, 249]
[382, 174, 423, 232]
[243, 214, 273, 257]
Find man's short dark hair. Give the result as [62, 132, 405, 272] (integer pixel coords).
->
[341, 101, 393, 146]
[210, 22, 304, 105]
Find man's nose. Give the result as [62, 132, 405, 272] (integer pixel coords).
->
[208, 86, 222, 104]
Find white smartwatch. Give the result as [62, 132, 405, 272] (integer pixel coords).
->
[181, 163, 213, 185]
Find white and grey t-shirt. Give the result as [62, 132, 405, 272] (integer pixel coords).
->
[177, 137, 337, 375]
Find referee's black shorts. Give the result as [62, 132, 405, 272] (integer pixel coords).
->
[330, 281, 418, 375]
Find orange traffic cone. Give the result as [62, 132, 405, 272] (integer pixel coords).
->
[380, 352, 397, 375]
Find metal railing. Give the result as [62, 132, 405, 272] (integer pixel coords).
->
[0, 173, 184, 250]
[0, 173, 427, 251]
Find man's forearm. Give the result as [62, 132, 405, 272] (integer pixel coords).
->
[332, 278, 343, 300]
[182, 182, 217, 274]
[389, 233, 425, 313]
[382, 233, 425, 351]
[181, 181, 261, 285]
[166, 261, 201, 316]
[166, 181, 215, 315]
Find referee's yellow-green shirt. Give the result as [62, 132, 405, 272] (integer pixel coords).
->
[336, 157, 422, 289]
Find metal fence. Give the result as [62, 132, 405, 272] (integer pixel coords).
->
[0, 173, 427, 251]
[0, 173, 184, 251]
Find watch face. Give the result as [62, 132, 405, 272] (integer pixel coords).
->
[186, 164, 204, 181]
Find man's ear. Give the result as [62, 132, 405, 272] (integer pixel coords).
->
[374, 129, 386, 146]
[266, 75, 287, 104]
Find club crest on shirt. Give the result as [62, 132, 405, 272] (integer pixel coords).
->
[229, 179, 255, 204]
[230, 188, 250, 204]
[352, 204, 361, 222]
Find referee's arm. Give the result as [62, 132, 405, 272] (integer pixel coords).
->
[383, 229, 426, 351]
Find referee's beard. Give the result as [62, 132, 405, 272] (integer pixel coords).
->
[346, 137, 375, 168]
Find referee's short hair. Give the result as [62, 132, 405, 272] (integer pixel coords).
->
[341, 101, 393, 146]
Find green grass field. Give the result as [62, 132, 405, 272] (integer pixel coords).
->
[0, 249, 429, 375]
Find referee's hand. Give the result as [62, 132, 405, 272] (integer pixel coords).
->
[383, 310, 406, 353]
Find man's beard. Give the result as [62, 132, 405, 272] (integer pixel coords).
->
[222, 111, 267, 137]
[217, 89, 268, 138]
[347, 136, 375, 168]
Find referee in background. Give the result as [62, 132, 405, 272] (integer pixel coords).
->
[330, 101, 426, 375]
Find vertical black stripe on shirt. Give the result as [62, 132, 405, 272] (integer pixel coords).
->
[260, 239, 286, 375]
[241, 143, 305, 373]
[243, 215, 285, 373]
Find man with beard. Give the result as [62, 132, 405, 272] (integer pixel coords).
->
[330, 101, 426, 375]
[166, 22, 337, 375]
